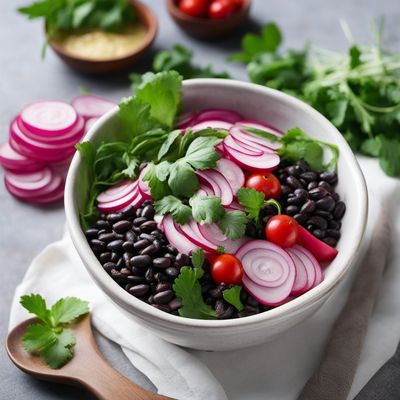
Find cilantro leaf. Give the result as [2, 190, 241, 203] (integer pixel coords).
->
[142, 163, 172, 200]
[223, 286, 244, 312]
[183, 137, 222, 170]
[50, 297, 90, 326]
[20, 294, 50, 324]
[191, 249, 205, 269]
[158, 130, 182, 161]
[173, 267, 217, 320]
[135, 71, 182, 128]
[154, 195, 192, 224]
[41, 329, 76, 369]
[218, 211, 248, 240]
[237, 187, 265, 224]
[168, 161, 199, 198]
[22, 324, 57, 353]
[190, 195, 225, 224]
[217, 246, 226, 254]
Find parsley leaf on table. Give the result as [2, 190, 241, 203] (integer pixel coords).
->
[173, 267, 217, 320]
[218, 211, 248, 241]
[20, 294, 89, 369]
[154, 195, 192, 224]
[190, 195, 225, 224]
[222, 286, 244, 312]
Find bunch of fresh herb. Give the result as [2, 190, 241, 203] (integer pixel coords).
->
[20, 294, 89, 369]
[130, 44, 230, 90]
[231, 21, 400, 176]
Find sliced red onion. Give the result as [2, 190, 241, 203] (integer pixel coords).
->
[215, 158, 245, 194]
[223, 135, 263, 156]
[177, 112, 197, 129]
[138, 167, 152, 197]
[0, 141, 45, 172]
[177, 220, 216, 253]
[20, 101, 78, 136]
[215, 142, 226, 157]
[97, 180, 138, 203]
[71, 95, 115, 120]
[97, 185, 140, 213]
[28, 181, 65, 204]
[287, 245, 317, 293]
[230, 126, 281, 151]
[5, 167, 53, 193]
[287, 247, 310, 295]
[236, 120, 282, 136]
[224, 201, 244, 211]
[161, 215, 199, 255]
[200, 169, 233, 205]
[195, 184, 214, 197]
[195, 109, 242, 124]
[190, 120, 233, 131]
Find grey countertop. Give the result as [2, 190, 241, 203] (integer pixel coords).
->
[1, 1, 399, 399]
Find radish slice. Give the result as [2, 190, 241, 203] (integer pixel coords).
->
[5, 168, 53, 193]
[20, 101, 78, 136]
[85, 118, 99, 133]
[195, 109, 242, 124]
[191, 120, 233, 131]
[196, 169, 233, 205]
[215, 158, 245, 194]
[287, 248, 310, 295]
[97, 185, 140, 213]
[313, 261, 324, 286]
[236, 120, 282, 136]
[177, 112, 197, 129]
[0, 141, 45, 172]
[97, 180, 138, 203]
[71, 95, 115, 120]
[223, 135, 263, 156]
[230, 126, 281, 151]
[29, 181, 65, 204]
[297, 226, 338, 262]
[161, 215, 199, 255]
[236, 240, 293, 288]
[224, 142, 280, 172]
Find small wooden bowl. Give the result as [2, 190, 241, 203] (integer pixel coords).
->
[48, 0, 158, 74]
[166, 0, 251, 39]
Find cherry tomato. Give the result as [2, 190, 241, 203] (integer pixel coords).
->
[265, 215, 299, 248]
[208, 0, 235, 19]
[211, 254, 244, 284]
[231, 0, 244, 10]
[245, 173, 282, 200]
[179, 0, 208, 17]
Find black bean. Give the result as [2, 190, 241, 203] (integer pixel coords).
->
[326, 229, 341, 239]
[240, 290, 248, 303]
[163, 253, 176, 261]
[245, 223, 258, 238]
[133, 217, 147, 226]
[129, 284, 150, 297]
[110, 269, 126, 283]
[312, 229, 326, 239]
[281, 185, 292, 197]
[103, 262, 116, 273]
[99, 252, 112, 264]
[246, 296, 259, 308]
[130, 255, 152, 268]
[152, 304, 171, 313]
[153, 239, 162, 251]
[151, 230, 163, 237]
[110, 252, 119, 263]
[156, 282, 171, 292]
[286, 176, 303, 189]
[314, 210, 333, 220]
[296, 160, 310, 172]
[215, 300, 225, 317]
[124, 231, 136, 242]
[139, 233, 155, 242]
[85, 228, 99, 239]
[219, 305, 235, 319]
[153, 290, 174, 304]
[318, 181, 333, 193]
[145, 268, 155, 283]
[95, 220, 109, 230]
[278, 173, 287, 182]
[300, 200, 316, 214]
[323, 237, 338, 247]
[113, 220, 133, 234]
[307, 181, 318, 190]
[285, 205, 299, 216]
[120, 267, 131, 276]
[306, 224, 314, 231]
[133, 240, 150, 251]
[168, 298, 182, 311]
[316, 196, 335, 212]
[107, 240, 124, 253]
[308, 187, 328, 200]
[127, 275, 146, 284]
[122, 252, 133, 267]
[299, 178, 308, 187]
[122, 241, 135, 253]
[319, 171, 337, 184]
[166, 244, 178, 254]
[131, 266, 146, 276]
[294, 188, 308, 200]
[176, 253, 191, 268]
[141, 244, 157, 255]
[287, 196, 303, 206]
[153, 257, 171, 269]
[286, 165, 301, 177]
[333, 201, 346, 220]
[140, 221, 158, 233]
[116, 257, 124, 269]
[141, 205, 155, 219]
[90, 239, 106, 252]
[165, 267, 179, 278]
[209, 287, 223, 299]
[106, 213, 123, 223]
[294, 213, 308, 225]
[307, 216, 328, 230]
[148, 295, 154, 304]
[98, 232, 116, 243]
[300, 171, 318, 182]
[132, 226, 141, 234]
[154, 272, 168, 282]
[121, 205, 136, 218]
[328, 220, 341, 230]
[332, 193, 340, 202]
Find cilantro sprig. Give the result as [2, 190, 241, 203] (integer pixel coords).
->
[222, 286, 244, 312]
[20, 294, 89, 369]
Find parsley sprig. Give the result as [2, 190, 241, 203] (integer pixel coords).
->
[20, 294, 89, 369]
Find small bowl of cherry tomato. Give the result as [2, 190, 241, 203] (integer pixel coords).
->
[166, 0, 251, 39]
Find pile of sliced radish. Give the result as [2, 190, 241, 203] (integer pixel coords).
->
[236, 240, 323, 306]
[0, 95, 115, 204]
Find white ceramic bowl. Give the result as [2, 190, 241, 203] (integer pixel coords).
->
[65, 79, 368, 351]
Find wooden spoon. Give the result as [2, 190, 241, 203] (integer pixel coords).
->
[5, 315, 172, 400]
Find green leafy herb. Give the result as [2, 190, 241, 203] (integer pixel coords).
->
[278, 128, 339, 171]
[168, 161, 199, 198]
[142, 162, 172, 200]
[154, 195, 192, 224]
[190, 195, 225, 224]
[222, 286, 244, 311]
[130, 44, 230, 90]
[237, 187, 266, 225]
[231, 20, 400, 176]
[183, 136, 222, 170]
[217, 246, 226, 254]
[20, 294, 89, 369]
[218, 211, 247, 240]
[173, 267, 217, 319]
[191, 249, 205, 269]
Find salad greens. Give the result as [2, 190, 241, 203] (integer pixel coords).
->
[222, 286, 244, 312]
[231, 21, 400, 176]
[130, 44, 230, 91]
[20, 294, 89, 369]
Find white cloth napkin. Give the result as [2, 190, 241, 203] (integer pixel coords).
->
[8, 157, 400, 400]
